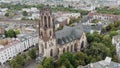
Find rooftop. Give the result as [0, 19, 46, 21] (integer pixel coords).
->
[81, 57, 120, 68]
[113, 35, 120, 42]
[55, 23, 84, 45]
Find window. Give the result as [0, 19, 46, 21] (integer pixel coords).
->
[63, 48, 65, 53]
[81, 41, 84, 49]
[50, 31, 52, 36]
[71, 45, 73, 52]
[45, 43, 47, 49]
[48, 16, 51, 27]
[50, 49, 53, 57]
[67, 46, 69, 51]
[44, 16, 47, 28]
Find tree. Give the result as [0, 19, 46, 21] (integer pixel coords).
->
[5, 13, 9, 17]
[22, 11, 28, 16]
[15, 54, 25, 66]
[62, 59, 74, 68]
[102, 35, 112, 46]
[109, 31, 118, 38]
[15, 30, 20, 35]
[28, 49, 37, 59]
[58, 52, 76, 67]
[5, 29, 16, 38]
[37, 64, 43, 68]
[9, 59, 21, 68]
[61, 65, 66, 68]
[74, 52, 88, 65]
[91, 19, 99, 23]
[42, 57, 54, 68]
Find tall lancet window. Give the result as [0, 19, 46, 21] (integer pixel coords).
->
[41, 16, 43, 27]
[44, 16, 47, 28]
[48, 16, 51, 28]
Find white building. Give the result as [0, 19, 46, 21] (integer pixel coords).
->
[0, 8, 8, 16]
[0, 33, 38, 64]
[112, 35, 120, 60]
[22, 7, 39, 12]
[54, 12, 81, 19]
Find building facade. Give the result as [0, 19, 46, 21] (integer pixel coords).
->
[39, 7, 87, 57]
[0, 33, 38, 64]
[88, 12, 120, 22]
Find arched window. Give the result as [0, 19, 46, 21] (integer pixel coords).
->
[44, 16, 47, 28]
[57, 48, 59, 55]
[41, 44, 44, 54]
[41, 16, 43, 26]
[63, 48, 65, 53]
[74, 43, 77, 52]
[50, 49, 53, 56]
[50, 31, 52, 36]
[81, 41, 84, 49]
[71, 45, 73, 52]
[67, 46, 69, 52]
[45, 43, 47, 49]
[48, 16, 51, 28]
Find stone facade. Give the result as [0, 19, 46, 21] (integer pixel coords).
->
[39, 7, 87, 58]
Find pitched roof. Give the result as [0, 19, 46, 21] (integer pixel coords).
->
[55, 23, 84, 45]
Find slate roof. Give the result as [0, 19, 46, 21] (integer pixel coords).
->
[55, 23, 84, 45]
[82, 24, 102, 33]
[83, 60, 120, 68]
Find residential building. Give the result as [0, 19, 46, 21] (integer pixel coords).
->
[79, 57, 120, 68]
[112, 35, 120, 61]
[88, 12, 120, 22]
[0, 33, 38, 64]
[54, 17, 70, 30]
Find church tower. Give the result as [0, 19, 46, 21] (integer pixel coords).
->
[39, 7, 57, 57]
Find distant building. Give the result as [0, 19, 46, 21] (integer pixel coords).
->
[78, 57, 120, 68]
[22, 7, 39, 13]
[112, 35, 120, 60]
[88, 12, 120, 22]
[54, 12, 81, 19]
[54, 17, 70, 30]
[0, 33, 38, 64]
[82, 24, 102, 34]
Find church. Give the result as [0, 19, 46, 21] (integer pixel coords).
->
[39, 7, 87, 58]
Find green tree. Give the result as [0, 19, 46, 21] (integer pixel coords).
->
[61, 65, 66, 68]
[28, 49, 37, 59]
[37, 64, 43, 68]
[75, 52, 88, 65]
[15, 54, 25, 66]
[109, 31, 118, 38]
[102, 35, 112, 46]
[63, 59, 74, 68]
[15, 30, 20, 35]
[42, 57, 54, 68]
[22, 11, 28, 16]
[5, 13, 9, 17]
[59, 52, 75, 67]
[5, 29, 16, 38]
[9, 59, 21, 68]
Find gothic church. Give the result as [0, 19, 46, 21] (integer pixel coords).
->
[39, 7, 87, 57]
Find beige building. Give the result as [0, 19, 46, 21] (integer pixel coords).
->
[39, 7, 87, 58]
